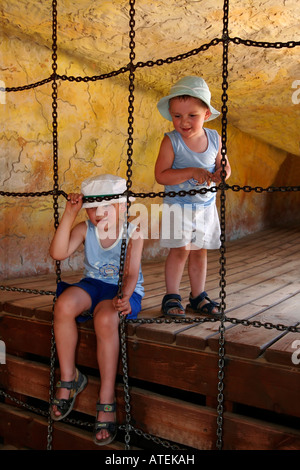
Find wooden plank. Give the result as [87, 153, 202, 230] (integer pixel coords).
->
[3, 295, 54, 319]
[125, 308, 162, 336]
[2, 356, 300, 450]
[134, 319, 197, 344]
[222, 411, 300, 450]
[224, 275, 299, 312]
[0, 355, 215, 449]
[264, 332, 300, 366]
[0, 403, 126, 450]
[223, 356, 300, 418]
[176, 285, 300, 351]
[0, 291, 43, 309]
[126, 339, 300, 418]
[251, 282, 300, 308]
[0, 313, 53, 358]
[207, 293, 300, 359]
[176, 319, 223, 350]
[1, 312, 300, 418]
[131, 388, 300, 451]
[1, 354, 112, 418]
[3, 400, 300, 451]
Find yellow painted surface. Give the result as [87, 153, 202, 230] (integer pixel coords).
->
[0, 1, 299, 277]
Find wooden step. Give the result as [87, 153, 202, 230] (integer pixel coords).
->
[1, 356, 300, 450]
[1, 311, 300, 418]
[1, 225, 300, 450]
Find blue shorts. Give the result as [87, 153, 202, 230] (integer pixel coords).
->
[56, 277, 142, 322]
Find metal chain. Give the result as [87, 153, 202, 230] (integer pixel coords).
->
[216, 0, 229, 451]
[0, 389, 49, 416]
[116, 0, 137, 450]
[0, 22, 298, 94]
[0, 285, 55, 296]
[0, 189, 68, 198]
[46, 0, 60, 450]
[2, 182, 299, 206]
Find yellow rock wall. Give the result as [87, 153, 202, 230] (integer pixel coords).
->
[1, 17, 299, 279]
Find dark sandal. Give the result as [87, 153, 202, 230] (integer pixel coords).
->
[94, 402, 117, 446]
[186, 291, 220, 316]
[50, 368, 87, 421]
[161, 293, 185, 318]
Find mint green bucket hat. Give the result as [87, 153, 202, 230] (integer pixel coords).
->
[157, 76, 220, 122]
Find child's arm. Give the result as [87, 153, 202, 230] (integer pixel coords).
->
[49, 193, 86, 261]
[155, 135, 213, 186]
[113, 234, 144, 316]
[211, 135, 231, 183]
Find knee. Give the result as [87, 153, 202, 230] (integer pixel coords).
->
[190, 248, 206, 261]
[170, 246, 190, 262]
[53, 296, 78, 321]
[93, 305, 118, 336]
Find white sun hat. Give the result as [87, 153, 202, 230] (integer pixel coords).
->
[157, 75, 220, 122]
[81, 174, 133, 208]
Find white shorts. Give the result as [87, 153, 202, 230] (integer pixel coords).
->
[160, 202, 221, 250]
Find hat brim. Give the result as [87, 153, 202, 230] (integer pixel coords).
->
[157, 92, 220, 122]
[82, 196, 135, 209]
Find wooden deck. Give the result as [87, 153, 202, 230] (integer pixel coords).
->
[0, 225, 300, 450]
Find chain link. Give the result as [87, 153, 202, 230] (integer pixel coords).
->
[115, 0, 137, 450]
[2, 183, 299, 206]
[46, 0, 60, 450]
[2, 36, 299, 93]
[216, 0, 229, 450]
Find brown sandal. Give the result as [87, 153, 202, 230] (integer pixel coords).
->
[51, 368, 87, 421]
[93, 402, 117, 446]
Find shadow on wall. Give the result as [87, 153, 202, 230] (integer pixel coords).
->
[265, 153, 300, 227]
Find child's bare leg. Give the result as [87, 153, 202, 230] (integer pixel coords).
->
[93, 299, 119, 442]
[188, 249, 218, 313]
[164, 246, 189, 315]
[188, 248, 207, 296]
[52, 287, 91, 417]
[165, 246, 190, 293]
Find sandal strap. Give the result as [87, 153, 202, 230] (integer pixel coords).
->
[56, 369, 85, 392]
[56, 380, 75, 389]
[162, 293, 185, 317]
[94, 421, 117, 433]
[197, 301, 218, 315]
[52, 397, 72, 412]
[96, 402, 116, 413]
[164, 299, 182, 309]
[162, 293, 182, 305]
[189, 291, 219, 310]
[51, 369, 87, 421]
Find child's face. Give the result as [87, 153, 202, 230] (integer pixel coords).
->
[169, 96, 211, 139]
[86, 203, 125, 229]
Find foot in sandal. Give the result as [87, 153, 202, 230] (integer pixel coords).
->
[161, 293, 186, 318]
[51, 368, 87, 421]
[94, 401, 117, 446]
[186, 291, 220, 316]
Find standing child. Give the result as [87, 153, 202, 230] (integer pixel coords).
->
[49, 174, 144, 446]
[155, 76, 231, 318]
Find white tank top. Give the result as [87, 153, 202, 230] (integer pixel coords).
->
[83, 220, 144, 297]
[164, 128, 219, 206]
